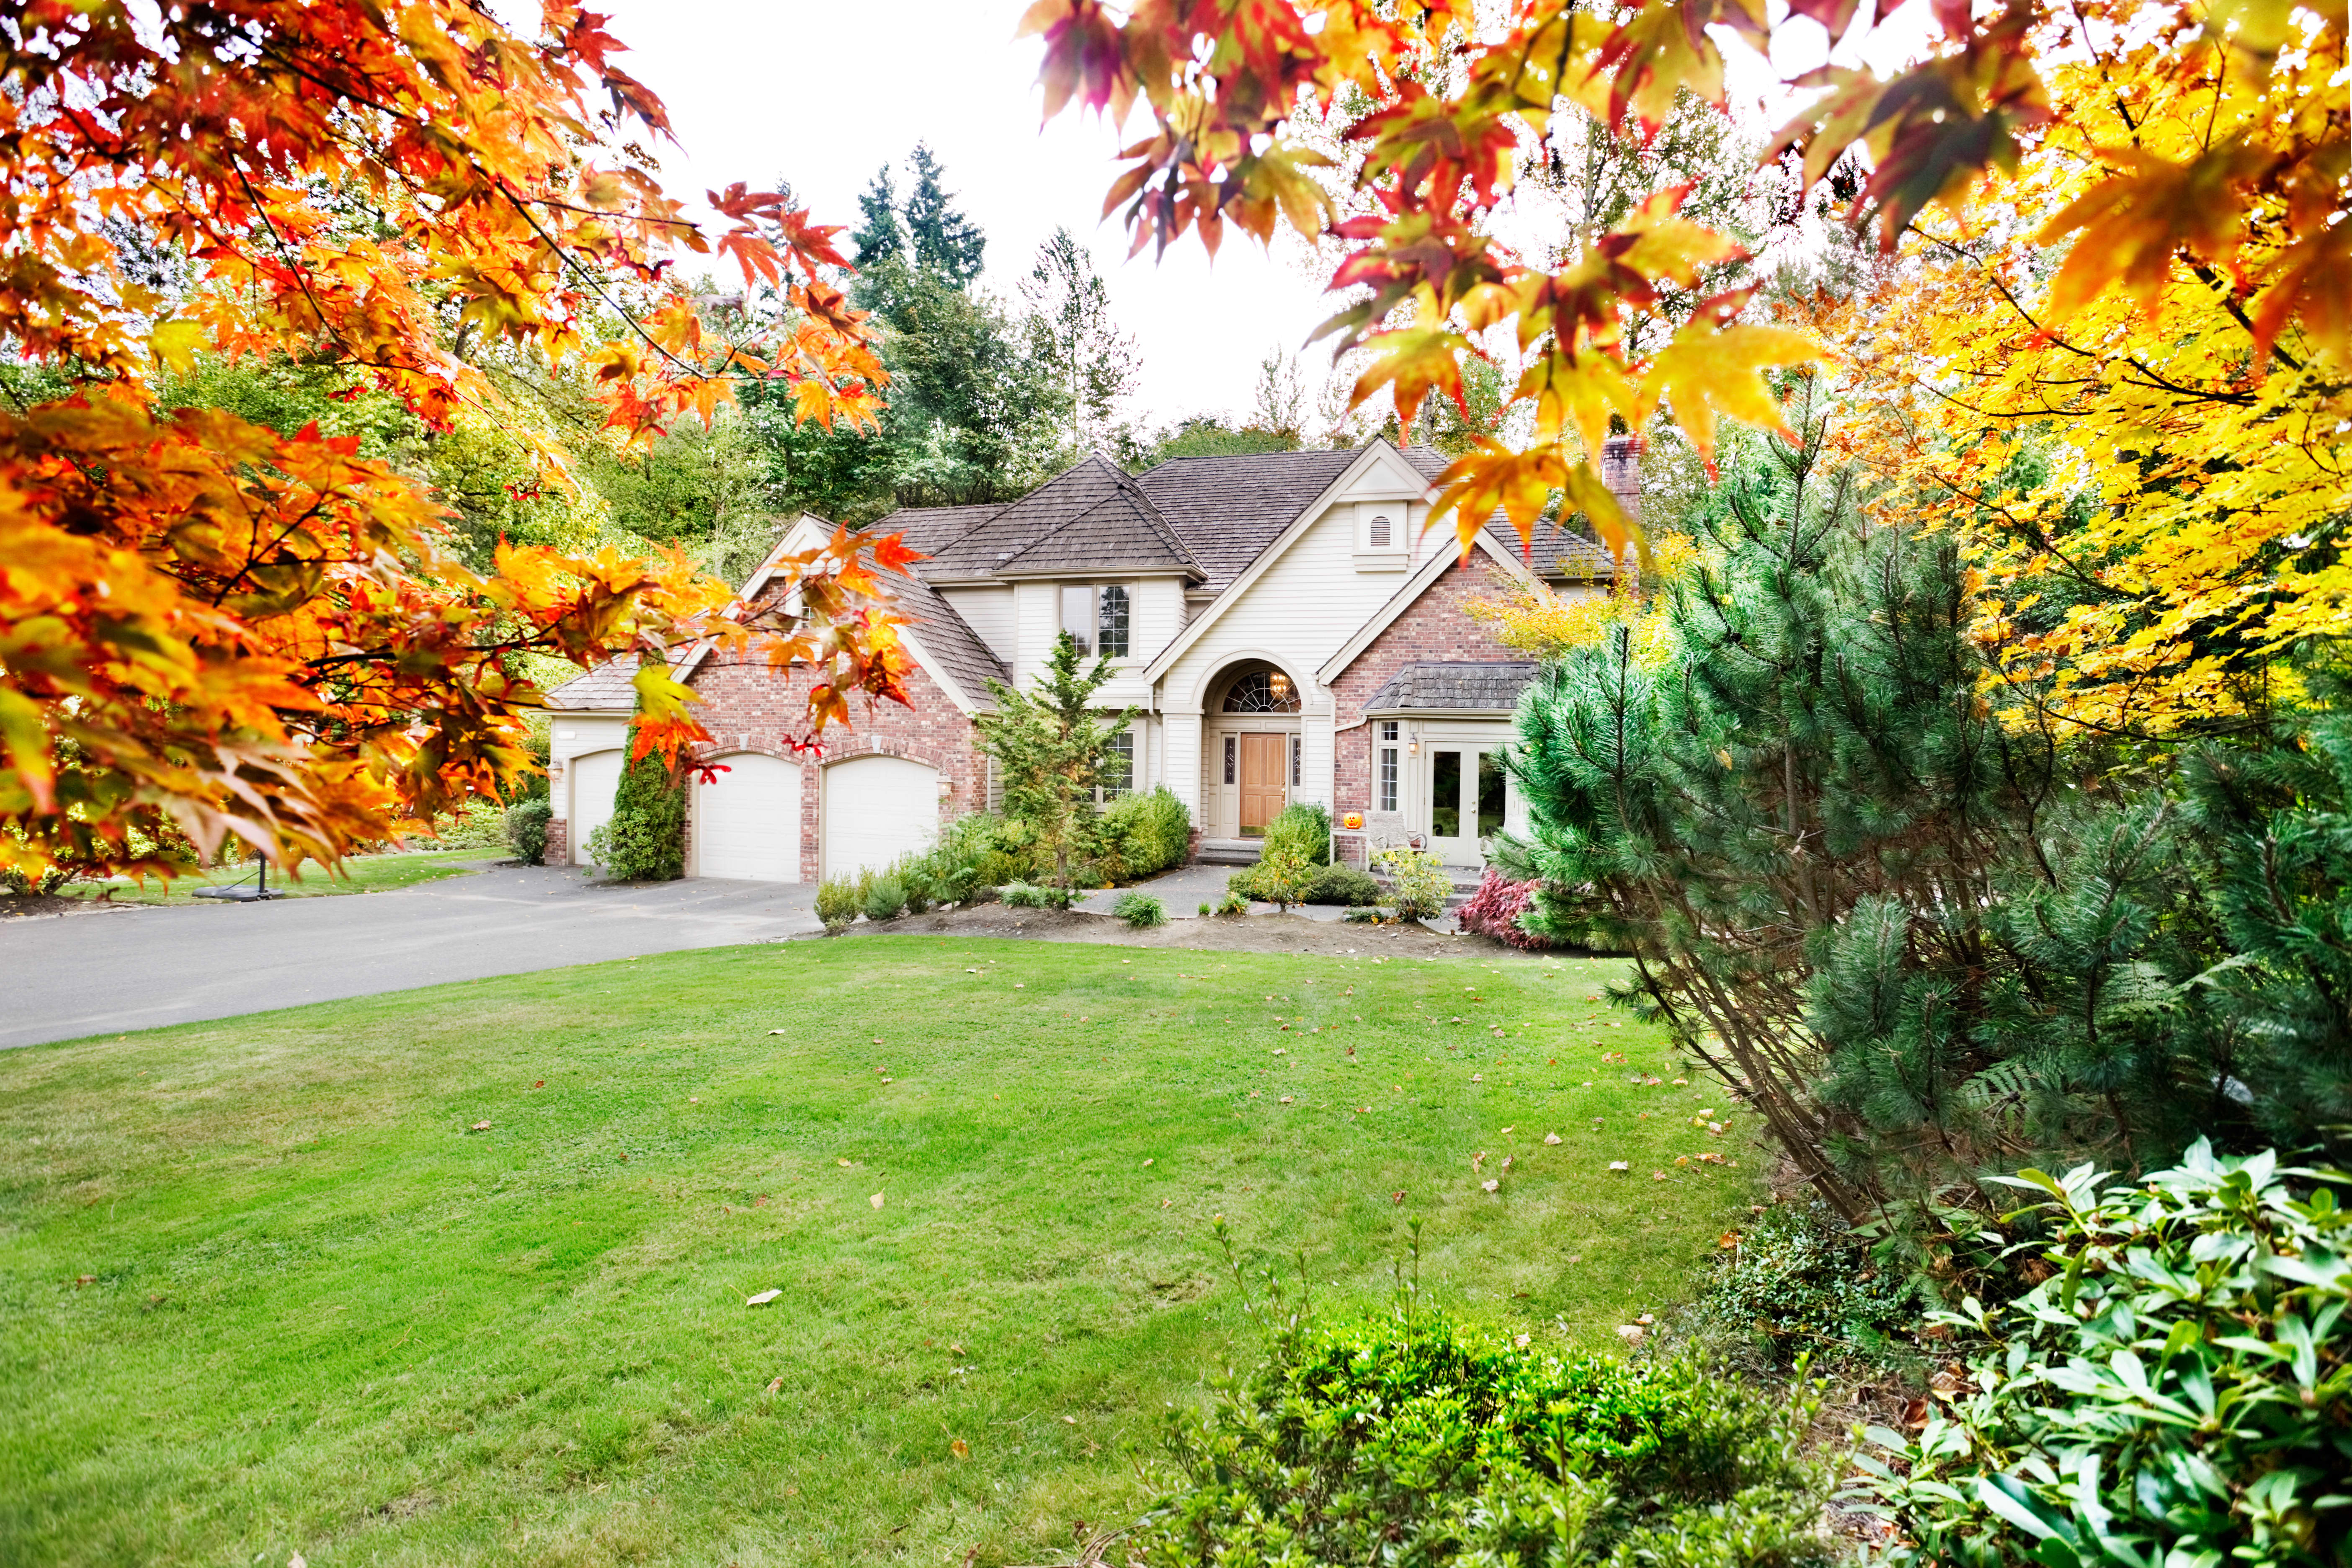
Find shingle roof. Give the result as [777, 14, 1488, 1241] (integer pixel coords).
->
[546, 659, 639, 712]
[1395, 444, 1618, 581]
[1363, 660, 1541, 714]
[869, 502, 1004, 560]
[881, 563, 1008, 709]
[1137, 446, 1364, 590]
[921, 456, 1202, 581]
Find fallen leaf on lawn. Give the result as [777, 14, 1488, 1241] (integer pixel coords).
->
[1393, 1190, 1406, 1204]
[1608, 1161, 1629, 1172]
[470, 1121, 492, 1132]
[1142, 1158, 1154, 1166]
[768, 1029, 788, 1035]
[1653, 1171, 1669, 1181]
[1615, 1324, 1645, 1346]
[532, 1080, 544, 1088]
[1514, 1333, 1531, 1349]
[950, 1438, 969, 1459]
[1279, 1095, 1293, 1103]
[1062, 1414, 1077, 1424]
[1544, 1132, 1562, 1145]
[838, 1158, 853, 1166]
[1637, 1314, 1654, 1325]
[746, 1289, 781, 1307]
[290, 1556, 307, 1568]
[1719, 1232, 1740, 1248]
[1501, 1126, 1514, 1135]
[1481, 1179, 1499, 1192]
[869, 1192, 885, 1209]
[1014, 983, 1024, 988]
[767, 1377, 784, 1394]
[1470, 1073, 1483, 1083]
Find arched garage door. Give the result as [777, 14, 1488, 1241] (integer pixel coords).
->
[695, 753, 802, 882]
[568, 748, 624, 866]
[823, 756, 938, 879]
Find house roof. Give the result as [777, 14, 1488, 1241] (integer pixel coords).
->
[920, 456, 1203, 581]
[1136, 446, 1364, 591]
[870, 501, 1005, 560]
[1363, 660, 1541, 714]
[1395, 445, 1619, 582]
[546, 659, 638, 712]
[878, 560, 1008, 708]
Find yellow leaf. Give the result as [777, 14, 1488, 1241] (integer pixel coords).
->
[148, 318, 206, 375]
[1637, 316, 1817, 473]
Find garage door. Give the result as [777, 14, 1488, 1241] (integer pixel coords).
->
[569, 748, 624, 866]
[696, 753, 801, 882]
[823, 756, 938, 879]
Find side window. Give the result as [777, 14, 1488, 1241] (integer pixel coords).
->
[1098, 585, 1130, 658]
[1367, 513, 1393, 549]
[1224, 734, 1237, 784]
[1378, 721, 1399, 812]
[1291, 735, 1302, 787]
[1100, 730, 1135, 797]
[1060, 585, 1094, 654]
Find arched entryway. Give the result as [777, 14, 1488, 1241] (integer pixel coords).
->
[1200, 659, 1303, 839]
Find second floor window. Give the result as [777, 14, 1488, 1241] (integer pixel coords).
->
[1098, 585, 1130, 658]
[1099, 729, 1134, 798]
[1060, 585, 1131, 659]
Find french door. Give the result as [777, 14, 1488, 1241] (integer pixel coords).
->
[1425, 745, 1507, 863]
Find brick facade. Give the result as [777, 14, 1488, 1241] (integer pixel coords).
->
[1328, 554, 1528, 856]
[683, 646, 985, 882]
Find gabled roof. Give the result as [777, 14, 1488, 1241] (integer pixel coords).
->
[1364, 660, 1540, 714]
[920, 455, 1202, 582]
[874, 502, 1005, 559]
[1137, 446, 1364, 590]
[1317, 521, 1539, 686]
[546, 659, 638, 712]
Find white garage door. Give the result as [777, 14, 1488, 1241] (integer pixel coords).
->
[823, 756, 938, 879]
[696, 753, 801, 882]
[569, 748, 624, 866]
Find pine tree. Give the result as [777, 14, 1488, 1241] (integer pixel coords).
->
[975, 633, 1135, 900]
[851, 165, 904, 271]
[901, 143, 985, 288]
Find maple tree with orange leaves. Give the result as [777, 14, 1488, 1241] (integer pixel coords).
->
[0, 1, 919, 885]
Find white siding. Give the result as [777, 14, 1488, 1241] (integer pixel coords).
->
[1164, 713, 1203, 820]
[938, 584, 1016, 664]
[1013, 581, 1059, 687]
[550, 715, 631, 769]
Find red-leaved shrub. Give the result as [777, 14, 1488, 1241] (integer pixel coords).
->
[1454, 868, 1550, 949]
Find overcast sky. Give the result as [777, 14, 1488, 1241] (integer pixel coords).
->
[586, 1, 1936, 428]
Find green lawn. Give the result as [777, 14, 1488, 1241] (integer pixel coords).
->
[0, 937, 1761, 1568]
[61, 847, 508, 905]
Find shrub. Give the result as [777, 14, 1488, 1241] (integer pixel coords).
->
[861, 875, 907, 923]
[1229, 843, 1315, 910]
[1375, 847, 1452, 921]
[1090, 786, 1193, 882]
[587, 716, 686, 881]
[505, 797, 551, 865]
[1303, 862, 1380, 905]
[815, 875, 859, 931]
[1114, 892, 1167, 928]
[1850, 1141, 2352, 1568]
[1214, 891, 1248, 917]
[1454, 867, 1554, 948]
[1692, 1199, 1929, 1368]
[1261, 800, 1331, 866]
[1135, 1289, 1830, 1568]
[1342, 905, 1382, 923]
[1001, 881, 1052, 908]
[1198, 900, 1212, 916]
[432, 801, 511, 849]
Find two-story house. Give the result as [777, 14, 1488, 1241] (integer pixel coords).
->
[544, 436, 1638, 881]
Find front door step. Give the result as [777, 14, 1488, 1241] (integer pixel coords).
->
[1197, 839, 1263, 866]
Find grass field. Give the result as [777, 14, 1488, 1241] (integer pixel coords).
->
[0, 936, 1761, 1568]
[59, 847, 508, 905]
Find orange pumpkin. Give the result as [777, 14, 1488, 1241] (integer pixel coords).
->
[1342, 812, 1364, 830]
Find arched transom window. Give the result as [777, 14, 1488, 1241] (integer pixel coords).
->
[1222, 668, 1300, 713]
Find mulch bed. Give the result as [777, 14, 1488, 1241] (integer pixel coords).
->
[812, 901, 1553, 959]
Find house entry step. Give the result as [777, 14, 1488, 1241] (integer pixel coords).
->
[1196, 839, 1264, 866]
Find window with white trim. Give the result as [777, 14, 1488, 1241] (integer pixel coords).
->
[1099, 729, 1134, 799]
[1059, 585, 1094, 653]
[1097, 585, 1130, 658]
[1059, 585, 1132, 659]
[1378, 721, 1400, 812]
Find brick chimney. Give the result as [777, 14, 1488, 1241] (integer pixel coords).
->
[1600, 432, 1643, 587]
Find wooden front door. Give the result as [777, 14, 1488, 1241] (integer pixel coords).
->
[1238, 733, 1288, 837]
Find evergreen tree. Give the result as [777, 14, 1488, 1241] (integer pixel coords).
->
[588, 710, 688, 882]
[902, 143, 985, 288]
[975, 634, 1136, 899]
[850, 165, 905, 271]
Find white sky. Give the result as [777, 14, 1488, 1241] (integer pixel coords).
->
[587, 1, 1939, 428]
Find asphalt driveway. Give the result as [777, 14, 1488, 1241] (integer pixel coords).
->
[0, 864, 821, 1050]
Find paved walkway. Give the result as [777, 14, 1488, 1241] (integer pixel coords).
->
[0, 864, 822, 1051]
